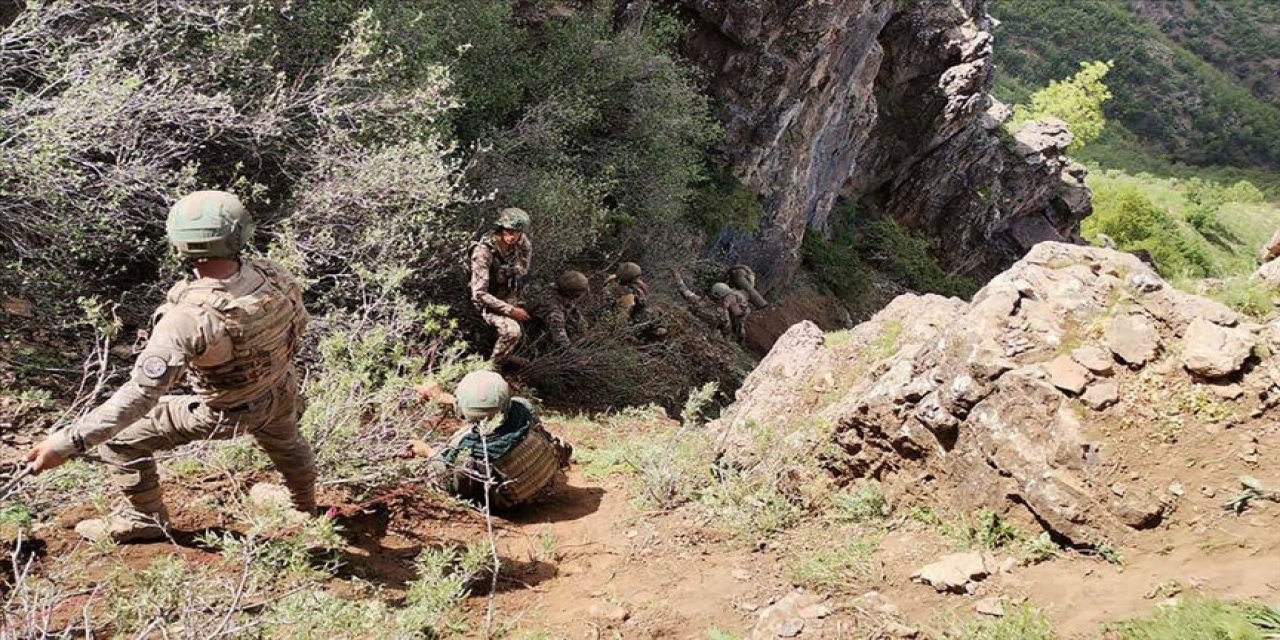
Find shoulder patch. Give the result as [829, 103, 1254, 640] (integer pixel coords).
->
[141, 356, 169, 379]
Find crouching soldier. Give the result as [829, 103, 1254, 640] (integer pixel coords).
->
[23, 191, 317, 543]
[432, 371, 571, 509]
[527, 270, 589, 349]
[613, 262, 667, 340]
[673, 270, 752, 343]
[469, 208, 534, 369]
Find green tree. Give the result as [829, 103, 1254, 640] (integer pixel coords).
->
[1013, 60, 1115, 150]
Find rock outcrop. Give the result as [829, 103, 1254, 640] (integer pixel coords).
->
[681, 0, 1090, 290]
[713, 243, 1280, 545]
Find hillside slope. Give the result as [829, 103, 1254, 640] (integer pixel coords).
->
[991, 0, 1280, 169]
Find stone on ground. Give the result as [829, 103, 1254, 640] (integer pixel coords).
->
[1181, 319, 1256, 378]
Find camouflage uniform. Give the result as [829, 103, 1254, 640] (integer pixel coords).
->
[527, 288, 585, 349]
[727, 264, 768, 309]
[47, 259, 317, 520]
[675, 278, 751, 343]
[469, 234, 533, 361]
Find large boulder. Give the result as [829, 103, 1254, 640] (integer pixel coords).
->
[714, 243, 1280, 545]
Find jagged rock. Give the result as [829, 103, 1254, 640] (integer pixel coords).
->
[1082, 381, 1119, 410]
[1042, 354, 1090, 394]
[588, 602, 630, 624]
[1071, 347, 1114, 375]
[720, 243, 1279, 547]
[1106, 315, 1160, 366]
[1181, 319, 1256, 378]
[1253, 259, 1280, 289]
[884, 622, 920, 639]
[1259, 228, 1280, 264]
[975, 597, 1006, 617]
[680, 0, 1092, 290]
[748, 592, 826, 640]
[913, 552, 990, 593]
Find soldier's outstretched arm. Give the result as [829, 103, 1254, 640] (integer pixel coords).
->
[31, 307, 217, 469]
[548, 308, 571, 348]
[671, 270, 702, 305]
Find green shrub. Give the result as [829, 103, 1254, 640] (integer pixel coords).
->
[1083, 180, 1221, 278]
[950, 604, 1057, 640]
[1011, 60, 1114, 150]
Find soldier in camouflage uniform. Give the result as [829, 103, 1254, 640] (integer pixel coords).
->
[726, 264, 768, 309]
[527, 270, 589, 349]
[672, 270, 752, 343]
[613, 262, 667, 340]
[469, 208, 534, 368]
[24, 191, 317, 543]
[431, 371, 570, 509]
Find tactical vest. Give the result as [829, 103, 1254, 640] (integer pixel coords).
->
[160, 259, 306, 409]
[470, 236, 526, 303]
[442, 399, 566, 508]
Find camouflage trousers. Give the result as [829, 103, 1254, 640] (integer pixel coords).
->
[481, 309, 523, 362]
[97, 373, 317, 517]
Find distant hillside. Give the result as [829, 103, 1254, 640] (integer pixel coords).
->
[991, 0, 1280, 169]
[1127, 0, 1280, 108]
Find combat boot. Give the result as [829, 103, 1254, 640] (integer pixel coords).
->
[75, 506, 170, 544]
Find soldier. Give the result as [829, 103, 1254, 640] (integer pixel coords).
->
[726, 264, 768, 309]
[527, 270, 589, 349]
[613, 262, 667, 340]
[432, 371, 570, 509]
[469, 208, 534, 369]
[23, 191, 317, 543]
[672, 270, 752, 343]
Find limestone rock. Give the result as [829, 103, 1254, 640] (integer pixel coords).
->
[1106, 315, 1160, 366]
[1071, 347, 1114, 375]
[681, 0, 1092, 290]
[1082, 381, 1119, 410]
[748, 592, 828, 640]
[1043, 355, 1090, 394]
[588, 602, 630, 625]
[1253, 258, 1280, 288]
[975, 597, 1006, 617]
[1181, 319, 1256, 378]
[913, 552, 990, 593]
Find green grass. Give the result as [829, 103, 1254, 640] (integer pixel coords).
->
[1107, 598, 1280, 640]
[787, 537, 877, 592]
[949, 604, 1057, 640]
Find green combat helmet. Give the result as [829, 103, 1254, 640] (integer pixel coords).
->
[616, 262, 642, 284]
[454, 371, 511, 433]
[556, 270, 589, 298]
[709, 282, 734, 300]
[166, 191, 253, 260]
[495, 207, 531, 232]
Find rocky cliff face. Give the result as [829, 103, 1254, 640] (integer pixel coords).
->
[680, 0, 1091, 291]
[713, 243, 1280, 544]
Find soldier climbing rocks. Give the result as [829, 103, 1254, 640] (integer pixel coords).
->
[470, 208, 534, 369]
[527, 270, 589, 349]
[23, 191, 318, 543]
[431, 371, 571, 509]
[672, 269, 752, 343]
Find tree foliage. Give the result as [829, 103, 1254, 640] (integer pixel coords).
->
[1012, 60, 1114, 150]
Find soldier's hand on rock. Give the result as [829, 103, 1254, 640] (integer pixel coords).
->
[24, 438, 68, 475]
[509, 307, 531, 323]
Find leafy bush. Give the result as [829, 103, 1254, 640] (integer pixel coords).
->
[1083, 180, 1220, 278]
[1011, 60, 1114, 150]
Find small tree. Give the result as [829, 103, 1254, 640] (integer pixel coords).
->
[1012, 60, 1115, 150]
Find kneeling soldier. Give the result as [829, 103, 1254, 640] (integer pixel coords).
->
[433, 371, 570, 509]
[24, 191, 317, 543]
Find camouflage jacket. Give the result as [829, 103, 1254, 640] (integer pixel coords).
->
[527, 289, 585, 348]
[49, 259, 306, 456]
[469, 233, 533, 314]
